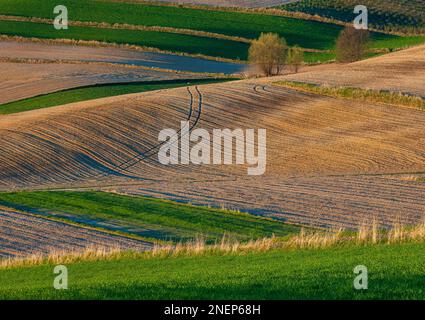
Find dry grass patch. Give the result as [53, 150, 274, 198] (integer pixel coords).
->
[5, 222, 425, 269]
[276, 81, 425, 110]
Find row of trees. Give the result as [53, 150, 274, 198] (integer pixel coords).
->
[248, 26, 370, 76]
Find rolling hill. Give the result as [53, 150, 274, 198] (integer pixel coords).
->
[282, 44, 425, 97]
[1, 57, 424, 229]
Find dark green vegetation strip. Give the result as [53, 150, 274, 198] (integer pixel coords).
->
[283, 0, 425, 33]
[0, 20, 249, 60]
[1, 242, 424, 299]
[0, 0, 343, 50]
[0, 191, 298, 242]
[0, 79, 229, 115]
[2, 0, 423, 62]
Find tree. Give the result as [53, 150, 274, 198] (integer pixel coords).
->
[248, 33, 287, 76]
[336, 26, 370, 63]
[286, 45, 304, 73]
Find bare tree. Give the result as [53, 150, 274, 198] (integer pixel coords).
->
[286, 45, 304, 73]
[249, 33, 288, 76]
[336, 26, 370, 63]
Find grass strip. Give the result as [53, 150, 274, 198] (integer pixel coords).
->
[276, 81, 425, 110]
[0, 191, 299, 242]
[0, 20, 250, 61]
[0, 79, 230, 115]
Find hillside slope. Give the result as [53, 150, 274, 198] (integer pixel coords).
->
[282, 44, 425, 97]
[283, 0, 425, 33]
[0, 208, 152, 258]
[0, 40, 245, 75]
[0, 79, 424, 228]
[0, 61, 210, 105]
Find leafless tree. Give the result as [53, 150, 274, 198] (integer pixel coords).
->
[336, 26, 370, 63]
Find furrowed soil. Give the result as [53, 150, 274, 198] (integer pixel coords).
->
[282, 44, 425, 97]
[0, 61, 211, 105]
[0, 78, 424, 229]
[0, 40, 245, 75]
[0, 208, 152, 258]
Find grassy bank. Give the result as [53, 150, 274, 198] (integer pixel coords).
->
[276, 81, 425, 110]
[0, 191, 299, 242]
[0, 241, 424, 299]
[0, 79, 229, 115]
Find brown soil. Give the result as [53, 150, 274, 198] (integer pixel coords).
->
[281, 45, 425, 97]
[1, 43, 424, 241]
[0, 61, 208, 105]
[0, 80, 424, 229]
[0, 209, 152, 258]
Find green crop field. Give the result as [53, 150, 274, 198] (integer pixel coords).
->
[0, 191, 298, 242]
[0, 20, 249, 60]
[0, 0, 343, 50]
[283, 0, 425, 33]
[1, 242, 424, 299]
[0, 0, 424, 63]
[0, 79, 230, 115]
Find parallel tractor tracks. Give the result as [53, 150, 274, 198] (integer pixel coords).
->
[92, 85, 204, 180]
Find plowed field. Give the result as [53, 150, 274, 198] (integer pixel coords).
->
[1, 79, 424, 228]
[282, 44, 425, 97]
[0, 209, 152, 258]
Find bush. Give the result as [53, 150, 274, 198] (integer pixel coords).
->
[336, 26, 370, 63]
[286, 45, 304, 73]
[248, 33, 288, 76]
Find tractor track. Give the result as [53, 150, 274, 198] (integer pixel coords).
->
[15, 85, 205, 186]
[99, 85, 204, 177]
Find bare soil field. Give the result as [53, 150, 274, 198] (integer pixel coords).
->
[148, 0, 296, 8]
[0, 209, 151, 258]
[282, 45, 425, 97]
[0, 40, 245, 75]
[0, 80, 424, 228]
[0, 61, 208, 105]
[116, 174, 425, 229]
